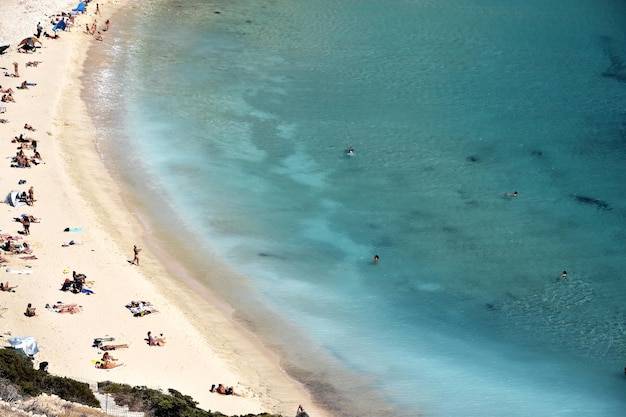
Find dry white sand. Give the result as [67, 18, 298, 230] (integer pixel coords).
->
[0, 2, 330, 417]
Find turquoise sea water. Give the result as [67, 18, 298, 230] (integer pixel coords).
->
[87, 1, 626, 416]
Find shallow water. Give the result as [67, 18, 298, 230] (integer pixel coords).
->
[87, 0, 626, 415]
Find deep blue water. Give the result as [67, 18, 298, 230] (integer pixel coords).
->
[88, 1, 626, 415]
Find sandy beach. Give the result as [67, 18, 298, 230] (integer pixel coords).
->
[0, 2, 330, 416]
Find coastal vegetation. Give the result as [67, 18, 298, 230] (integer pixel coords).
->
[0, 349, 283, 417]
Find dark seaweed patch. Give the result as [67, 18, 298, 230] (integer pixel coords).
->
[571, 194, 611, 210]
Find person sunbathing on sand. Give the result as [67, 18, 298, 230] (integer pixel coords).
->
[15, 214, 39, 224]
[0, 282, 18, 292]
[102, 351, 116, 363]
[96, 361, 123, 369]
[0, 86, 14, 94]
[147, 331, 166, 346]
[25, 303, 36, 317]
[52, 303, 80, 314]
[15, 242, 33, 254]
[25, 61, 40, 67]
[2, 94, 15, 102]
[24, 123, 35, 131]
[210, 383, 241, 396]
[101, 344, 129, 351]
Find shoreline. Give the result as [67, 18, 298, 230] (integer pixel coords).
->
[0, 2, 331, 416]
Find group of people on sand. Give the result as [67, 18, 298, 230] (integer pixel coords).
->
[84, 14, 110, 42]
[210, 383, 240, 396]
[126, 299, 157, 317]
[96, 350, 124, 369]
[13, 147, 42, 168]
[2, 239, 33, 255]
[60, 270, 87, 293]
[93, 335, 129, 369]
[11, 186, 35, 206]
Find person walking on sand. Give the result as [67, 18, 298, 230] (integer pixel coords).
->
[28, 186, 34, 206]
[21, 216, 30, 235]
[132, 245, 142, 265]
[96, 3, 101, 15]
[13, 62, 18, 78]
[296, 405, 309, 417]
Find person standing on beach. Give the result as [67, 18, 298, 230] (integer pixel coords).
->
[35, 22, 43, 38]
[13, 62, 18, 77]
[28, 186, 34, 206]
[132, 245, 142, 265]
[21, 216, 30, 235]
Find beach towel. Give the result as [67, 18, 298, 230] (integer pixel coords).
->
[64, 227, 83, 232]
[6, 268, 32, 274]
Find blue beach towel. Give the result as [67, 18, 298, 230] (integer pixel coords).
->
[64, 227, 83, 232]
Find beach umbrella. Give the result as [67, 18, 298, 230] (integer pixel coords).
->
[17, 37, 41, 50]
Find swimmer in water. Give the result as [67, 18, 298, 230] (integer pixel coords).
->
[347, 147, 355, 155]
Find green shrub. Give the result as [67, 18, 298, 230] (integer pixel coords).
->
[41, 376, 100, 407]
[0, 348, 99, 407]
[98, 382, 282, 417]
